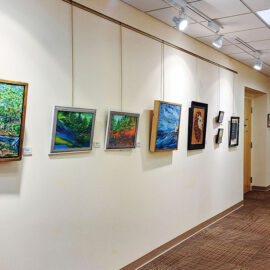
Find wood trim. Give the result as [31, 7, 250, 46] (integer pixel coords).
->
[61, 0, 238, 75]
[0, 79, 28, 162]
[252, 185, 270, 192]
[120, 200, 244, 270]
[245, 87, 266, 98]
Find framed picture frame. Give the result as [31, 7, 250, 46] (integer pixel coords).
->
[105, 111, 140, 150]
[0, 79, 28, 162]
[216, 128, 224, 144]
[50, 106, 96, 154]
[217, 111, 224, 123]
[229, 116, 240, 147]
[188, 101, 208, 150]
[150, 100, 182, 152]
[267, 114, 270, 128]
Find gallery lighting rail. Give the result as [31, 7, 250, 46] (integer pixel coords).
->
[235, 37, 263, 71]
[164, 0, 223, 31]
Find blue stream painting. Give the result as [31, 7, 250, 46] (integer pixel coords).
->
[54, 111, 94, 150]
[156, 103, 181, 150]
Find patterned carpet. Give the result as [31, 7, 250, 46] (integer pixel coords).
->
[139, 191, 270, 270]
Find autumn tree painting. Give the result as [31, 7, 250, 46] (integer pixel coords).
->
[106, 112, 139, 149]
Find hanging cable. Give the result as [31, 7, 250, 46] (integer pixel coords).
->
[71, 4, 74, 107]
[218, 67, 221, 112]
[161, 42, 165, 101]
[120, 24, 123, 112]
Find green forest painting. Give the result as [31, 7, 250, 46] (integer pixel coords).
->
[52, 109, 95, 152]
[0, 82, 25, 159]
[106, 112, 139, 149]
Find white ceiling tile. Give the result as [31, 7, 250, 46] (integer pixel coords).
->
[183, 23, 214, 37]
[216, 14, 265, 33]
[121, 0, 169, 12]
[219, 44, 245, 54]
[147, 7, 194, 27]
[248, 40, 270, 50]
[228, 52, 254, 61]
[185, 7, 207, 22]
[242, 0, 270, 12]
[224, 28, 270, 43]
[261, 51, 270, 62]
[189, 0, 250, 19]
[197, 35, 231, 46]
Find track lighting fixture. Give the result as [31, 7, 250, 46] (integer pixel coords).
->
[212, 35, 224, 49]
[173, 14, 188, 31]
[254, 58, 263, 71]
[173, 7, 188, 31]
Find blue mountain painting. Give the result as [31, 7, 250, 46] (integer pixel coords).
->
[156, 103, 181, 150]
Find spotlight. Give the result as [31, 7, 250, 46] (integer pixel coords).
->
[173, 6, 188, 31]
[254, 58, 263, 71]
[212, 35, 224, 49]
[173, 15, 188, 31]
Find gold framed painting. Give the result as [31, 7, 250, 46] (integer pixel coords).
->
[0, 79, 28, 161]
[150, 100, 182, 152]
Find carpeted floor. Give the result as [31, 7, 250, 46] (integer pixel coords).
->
[139, 191, 270, 270]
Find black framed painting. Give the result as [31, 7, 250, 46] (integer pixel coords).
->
[216, 128, 224, 144]
[188, 101, 208, 150]
[217, 111, 224, 123]
[229, 116, 240, 147]
[267, 114, 270, 128]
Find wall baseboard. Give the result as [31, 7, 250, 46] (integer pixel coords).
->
[120, 201, 244, 270]
[252, 185, 270, 192]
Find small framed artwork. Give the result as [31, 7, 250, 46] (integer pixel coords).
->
[105, 111, 140, 150]
[0, 79, 28, 161]
[217, 111, 224, 123]
[216, 128, 224, 144]
[188, 101, 208, 150]
[50, 106, 96, 154]
[229, 116, 240, 147]
[150, 100, 182, 152]
[267, 114, 270, 128]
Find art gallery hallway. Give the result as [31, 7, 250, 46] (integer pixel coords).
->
[139, 191, 270, 270]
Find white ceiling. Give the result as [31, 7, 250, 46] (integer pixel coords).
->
[121, 0, 270, 77]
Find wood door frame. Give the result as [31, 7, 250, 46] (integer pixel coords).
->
[244, 87, 266, 193]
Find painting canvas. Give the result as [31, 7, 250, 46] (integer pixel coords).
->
[229, 116, 240, 147]
[216, 128, 224, 144]
[105, 111, 139, 150]
[188, 101, 208, 150]
[50, 106, 96, 153]
[0, 79, 28, 161]
[150, 101, 181, 152]
[217, 111, 224, 123]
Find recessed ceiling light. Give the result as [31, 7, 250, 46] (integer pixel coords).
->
[256, 9, 270, 25]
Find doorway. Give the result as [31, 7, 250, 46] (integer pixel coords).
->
[244, 87, 266, 194]
[244, 97, 251, 193]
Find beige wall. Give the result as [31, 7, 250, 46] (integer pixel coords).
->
[0, 0, 270, 269]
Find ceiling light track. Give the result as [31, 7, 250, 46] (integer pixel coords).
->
[235, 37, 263, 71]
[164, 0, 223, 30]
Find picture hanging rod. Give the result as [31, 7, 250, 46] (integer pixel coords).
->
[61, 0, 238, 74]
